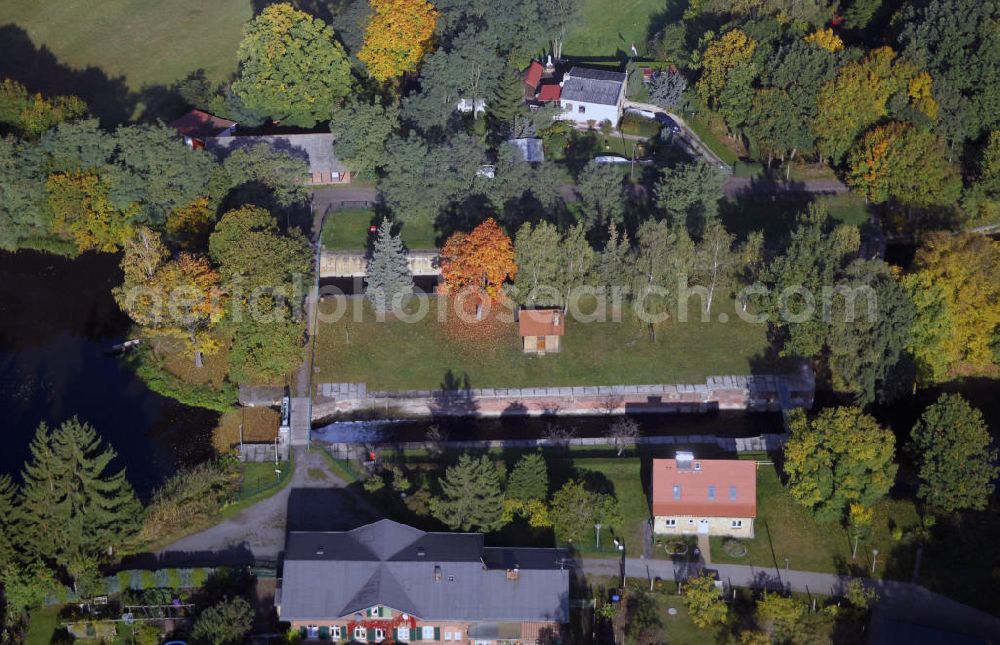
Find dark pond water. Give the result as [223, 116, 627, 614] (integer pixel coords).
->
[0, 250, 217, 499]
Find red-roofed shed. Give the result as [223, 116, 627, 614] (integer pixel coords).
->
[168, 109, 236, 149]
[523, 61, 544, 98]
[519, 309, 564, 354]
[537, 84, 561, 102]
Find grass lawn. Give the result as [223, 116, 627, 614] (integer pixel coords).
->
[312, 295, 774, 390]
[562, 0, 665, 57]
[709, 463, 921, 578]
[0, 0, 250, 90]
[26, 605, 62, 645]
[568, 457, 649, 557]
[813, 192, 870, 226]
[685, 112, 741, 165]
[321, 209, 440, 251]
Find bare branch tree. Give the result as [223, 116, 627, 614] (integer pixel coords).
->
[607, 418, 641, 456]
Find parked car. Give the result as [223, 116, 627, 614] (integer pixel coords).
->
[655, 113, 682, 133]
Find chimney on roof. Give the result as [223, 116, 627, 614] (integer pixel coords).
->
[507, 564, 520, 581]
[676, 451, 694, 472]
[316, 545, 325, 556]
[417, 547, 425, 557]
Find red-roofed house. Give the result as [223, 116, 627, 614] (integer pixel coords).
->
[651, 454, 757, 538]
[169, 109, 236, 149]
[518, 309, 564, 354]
[537, 84, 561, 103]
[523, 61, 544, 99]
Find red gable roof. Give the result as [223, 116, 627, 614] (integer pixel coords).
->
[652, 458, 757, 518]
[537, 84, 561, 102]
[168, 109, 236, 139]
[519, 309, 565, 337]
[524, 61, 544, 90]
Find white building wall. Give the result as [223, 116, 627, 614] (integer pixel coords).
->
[558, 100, 620, 126]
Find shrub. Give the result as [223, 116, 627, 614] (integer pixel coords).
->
[139, 460, 240, 545]
[167, 569, 182, 589]
[363, 474, 386, 493]
[122, 345, 237, 412]
[140, 571, 157, 590]
[117, 571, 133, 592]
[192, 568, 209, 588]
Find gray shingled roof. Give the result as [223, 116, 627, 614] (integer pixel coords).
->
[281, 520, 569, 623]
[507, 138, 545, 163]
[205, 133, 346, 175]
[561, 67, 626, 106]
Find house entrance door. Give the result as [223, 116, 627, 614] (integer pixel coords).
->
[697, 519, 710, 534]
[537, 335, 546, 350]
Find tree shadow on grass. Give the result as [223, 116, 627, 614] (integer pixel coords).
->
[0, 23, 189, 127]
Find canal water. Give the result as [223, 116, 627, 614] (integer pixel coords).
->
[312, 409, 784, 445]
[0, 250, 216, 499]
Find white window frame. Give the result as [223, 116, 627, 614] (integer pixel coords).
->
[422, 626, 436, 640]
[578, 104, 586, 114]
[374, 627, 385, 642]
[397, 626, 410, 642]
[444, 631, 453, 641]
[331, 626, 341, 639]
[370, 606, 381, 617]
[353, 626, 367, 640]
[664, 518, 676, 527]
[731, 520, 743, 528]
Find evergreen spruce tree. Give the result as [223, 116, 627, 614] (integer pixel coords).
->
[365, 217, 414, 314]
[0, 475, 19, 569]
[432, 454, 506, 532]
[19, 419, 141, 589]
[488, 64, 526, 131]
[506, 453, 549, 502]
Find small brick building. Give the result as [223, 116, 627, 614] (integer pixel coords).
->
[518, 309, 564, 355]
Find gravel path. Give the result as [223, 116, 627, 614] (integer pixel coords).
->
[157, 446, 379, 563]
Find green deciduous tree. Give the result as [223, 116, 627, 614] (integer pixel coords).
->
[550, 480, 622, 543]
[631, 219, 694, 342]
[212, 143, 310, 212]
[655, 160, 724, 235]
[683, 573, 727, 628]
[512, 221, 563, 307]
[577, 161, 626, 231]
[192, 596, 254, 645]
[692, 220, 740, 314]
[698, 30, 756, 115]
[911, 394, 998, 513]
[755, 593, 807, 643]
[783, 407, 897, 523]
[506, 453, 549, 502]
[365, 217, 414, 314]
[19, 419, 141, 588]
[329, 98, 399, 179]
[826, 259, 915, 406]
[0, 78, 87, 139]
[432, 454, 506, 532]
[233, 3, 353, 127]
[762, 204, 859, 357]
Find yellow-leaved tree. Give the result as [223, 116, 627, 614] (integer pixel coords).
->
[804, 28, 844, 52]
[358, 0, 440, 83]
[697, 29, 756, 111]
[903, 233, 1000, 382]
[46, 171, 137, 252]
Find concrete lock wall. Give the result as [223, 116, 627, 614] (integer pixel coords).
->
[320, 250, 440, 278]
[312, 371, 814, 420]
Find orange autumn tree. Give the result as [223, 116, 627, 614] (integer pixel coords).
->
[150, 253, 226, 368]
[358, 0, 440, 83]
[440, 218, 517, 301]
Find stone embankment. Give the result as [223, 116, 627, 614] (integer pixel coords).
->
[312, 367, 814, 420]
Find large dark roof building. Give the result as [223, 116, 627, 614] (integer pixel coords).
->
[560, 67, 627, 106]
[278, 520, 569, 643]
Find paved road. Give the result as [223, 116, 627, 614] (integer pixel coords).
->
[157, 447, 378, 563]
[723, 176, 849, 198]
[581, 557, 1000, 640]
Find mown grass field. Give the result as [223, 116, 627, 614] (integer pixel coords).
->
[321, 209, 439, 251]
[0, 0, 250, 89]
[312, 295, 774, 390]
[562, 0, 666, 57]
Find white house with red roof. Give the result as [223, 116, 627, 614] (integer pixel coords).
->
[651, 453, 757, 538]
